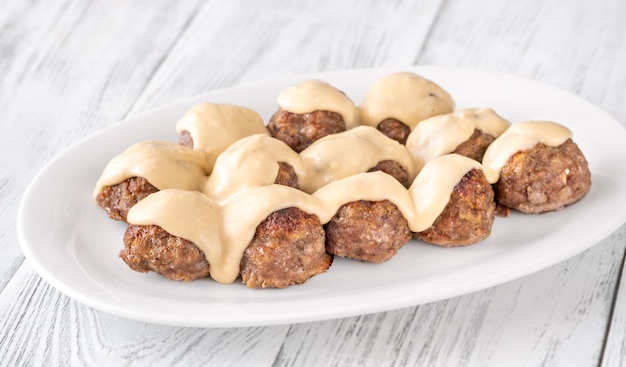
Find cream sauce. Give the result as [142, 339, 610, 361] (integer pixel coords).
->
[175, 102, 268, 169]
[482, 120, 573, 183]
[406, 108, 510, 170]
[204, 134, 305, 202]
[299, 126, 418, 192]
[93, 141, 210, 198]
[276, 79, 359, 129]
[359, 71, 455, 129]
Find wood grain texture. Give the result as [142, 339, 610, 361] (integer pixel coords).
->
[128, 0, 444, 113]
[0, 0, 204, 290]
[418, 0, 626, 119]
[602, 228, 626, 367]
[0, 263, 289, 366]
[2, 0, 626, 365]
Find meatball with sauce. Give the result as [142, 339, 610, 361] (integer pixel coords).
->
[267, 109, 347, 152]
[325, 200, 412, 263]
[240, 207, 333, 288]
[494, 139, 591, 214]
[95, 177, 159, 222]
[121, 224, 211, 281]
[414, 168, 496, 247]
[359, 72, 455, 144]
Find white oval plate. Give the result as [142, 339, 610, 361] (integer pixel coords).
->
[18, 66, 626, 328]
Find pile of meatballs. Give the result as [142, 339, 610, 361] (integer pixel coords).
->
[94, 71, 592, 289]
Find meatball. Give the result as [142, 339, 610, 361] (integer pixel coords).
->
[325, 200, 412, 263]
[95, 177, 159, 222]
[414, 168, 495, 247]
[121, 224, 211, 281]
[240, 207, 332, 288]
[367, 160, 411, 188]
[275, 162, 299, 189]
[495, 139, 591, 214]
[267, 109, 347, 152]
[452, 129, 497, 162]
[377, 118, 411, 145]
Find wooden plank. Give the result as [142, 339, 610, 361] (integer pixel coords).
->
[417, 0, 626, 118]
[128, 0, 445, 113]
[0, 262, 289, 365]
[0, 0, 203, 289]
[601, 231, 626, 367]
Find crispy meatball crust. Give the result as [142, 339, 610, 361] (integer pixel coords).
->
[377, 118, 411, 145]
[326, 200, 412, 263]
[96, 177, 159, 222]
[121, 224, 211, 281]
[414, 168, 495, 247]
[452, 129, 497, 162]
[367, 160, 411, 188]
[267, 109, 347, 152]
[495, 139, 591, 214]
[240, 207, 332, 288]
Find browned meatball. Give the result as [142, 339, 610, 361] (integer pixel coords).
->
[452, 129, 497, 162]
[367, 160, 411, 188]
[267, 109, 347, 152]
[179, 130, 194, 148]
[414, 168, 495, 247]
[121, 224, 211, 281]
[325, 200, 412, 263]
[275, 162, 299, 189]
[96, 177, 159, 222]
[376, 118, 411, 145]
[495, 139, 591, 214]
[240, 207, 332, 288]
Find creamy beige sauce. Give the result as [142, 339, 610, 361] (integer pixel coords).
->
[482, 120, 573, 183]
[299, 126, 417, 192]
[204, 134, 305, 202]
[276, 79, 359, 129]
[406, 108, 510, 170]
[359, 71, 455, 129]
[126, 155, 486, 283]
[93, 141, 211, 198]
[175, 103, 268, 169]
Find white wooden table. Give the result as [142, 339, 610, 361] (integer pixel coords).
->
[2, 0, 626, 365]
